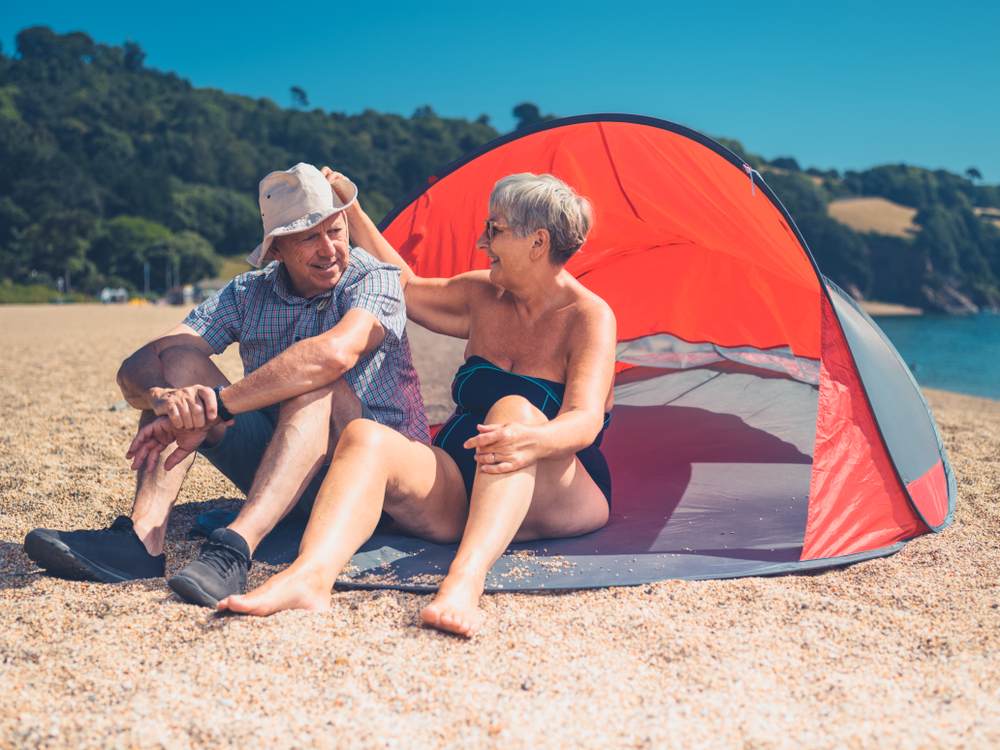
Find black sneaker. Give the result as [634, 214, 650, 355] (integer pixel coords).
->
[167, 528, 251, 608]
[23, 516, 166, 583]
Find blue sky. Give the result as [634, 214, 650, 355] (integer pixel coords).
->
[3, 0, 998, 181]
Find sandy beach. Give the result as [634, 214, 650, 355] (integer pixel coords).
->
[0, 304, 997, 749]
[858, 300, 924, 317]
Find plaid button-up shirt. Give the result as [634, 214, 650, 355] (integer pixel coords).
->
[183, 248, 428, 441]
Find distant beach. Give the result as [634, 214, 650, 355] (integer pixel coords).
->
[859, 300, 922, 317]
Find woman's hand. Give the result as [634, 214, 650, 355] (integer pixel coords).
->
[464, 422, 544, 474]
[320, 166, 356, 205]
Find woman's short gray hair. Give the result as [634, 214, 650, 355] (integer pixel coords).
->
[489, 173, 593, 264]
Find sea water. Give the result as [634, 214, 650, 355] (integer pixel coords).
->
[873, 312, 1000, 400]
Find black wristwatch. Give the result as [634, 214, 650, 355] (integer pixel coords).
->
[213, 385, 235, 421]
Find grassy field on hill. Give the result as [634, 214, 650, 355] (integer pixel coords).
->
[828, 197, 919, 238]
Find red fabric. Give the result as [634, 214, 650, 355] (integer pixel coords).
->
[382, 121, 821, 359]
[906, 460, 949, 528]
[801, 297, 927, 560]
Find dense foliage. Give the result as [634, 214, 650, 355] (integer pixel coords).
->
[721, 140, 1000, 311]
[2, 27, 998, 311]
[0, 27, 497, 294]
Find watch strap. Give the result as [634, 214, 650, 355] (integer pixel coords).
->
[213, 385, 234, 422]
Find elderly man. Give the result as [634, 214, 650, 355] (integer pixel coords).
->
[24, 163, 427, 606]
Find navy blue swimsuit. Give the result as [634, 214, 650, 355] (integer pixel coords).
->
[432, 356, 612, 505]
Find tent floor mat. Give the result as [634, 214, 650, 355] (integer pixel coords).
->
[192, 508, 905, 593]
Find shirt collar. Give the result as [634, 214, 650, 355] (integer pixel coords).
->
[271, 263, 336, 307]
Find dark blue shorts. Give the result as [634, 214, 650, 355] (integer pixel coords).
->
[196, 403, 374, 517]
[432, 411, 613, 506]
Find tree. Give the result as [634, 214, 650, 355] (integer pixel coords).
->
[713, 137, 766, 169]
[0, 197, 30, 270]
[290, 86, 309, 108]
[966, 167, 983, 182]
[769, 156, 800, 171]
[123, 41, 145, 71]
[796, 212, 873, 295]
[87, 216, 217, 292]
[88, 216, 172, 290]
[512, 102, 555, 132]
[8, 210, 99, 289]
[166, 182, 260, 255]
[764, 172, 828, 216]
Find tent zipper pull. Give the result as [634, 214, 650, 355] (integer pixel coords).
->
[742, 163, 758, 196]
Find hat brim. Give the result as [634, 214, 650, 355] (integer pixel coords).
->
[245, 181, 359, 268]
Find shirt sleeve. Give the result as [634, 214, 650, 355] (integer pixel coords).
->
[339, 263, 406, 345]
[182, 278, 244, 354]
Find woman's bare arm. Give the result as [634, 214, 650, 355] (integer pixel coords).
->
[323, 167, 487, 338]
[534, 300, 617, 455]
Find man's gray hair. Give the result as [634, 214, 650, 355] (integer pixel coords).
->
[489, 173, 593, 264]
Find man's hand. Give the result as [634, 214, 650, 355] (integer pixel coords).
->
[126, 417, 212, 473]
[463, 422, 544, 475]
[149, 385, 219, 430]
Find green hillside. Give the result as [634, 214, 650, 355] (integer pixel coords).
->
[2, 27, 999, 312]
[0, 27, 496, 297]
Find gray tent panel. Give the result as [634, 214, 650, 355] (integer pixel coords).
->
[825, 281, 956, 530]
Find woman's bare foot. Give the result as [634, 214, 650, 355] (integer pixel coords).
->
[420, 570, 486, 637]
[218, 563, 332, 617]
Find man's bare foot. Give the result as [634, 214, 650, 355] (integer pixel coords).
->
[420, 571, 486, 637]
[217, 563, 332, 617]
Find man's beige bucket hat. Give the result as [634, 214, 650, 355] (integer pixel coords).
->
[246, 162, 358, 268]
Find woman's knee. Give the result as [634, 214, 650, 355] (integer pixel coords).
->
[336, 418, 391, 452]
[485, 394, 547, 425]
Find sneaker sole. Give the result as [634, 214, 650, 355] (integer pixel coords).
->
[167, 574, 222, 608]
[24, 530, 137, 583]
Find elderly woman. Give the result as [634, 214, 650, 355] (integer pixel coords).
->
[220, 172, 616, 636]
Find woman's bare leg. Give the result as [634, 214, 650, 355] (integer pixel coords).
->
[218, 420, 467, 616]
[420, 396, 609, 638]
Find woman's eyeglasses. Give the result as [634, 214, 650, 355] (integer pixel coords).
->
[483, 219, 508, 245]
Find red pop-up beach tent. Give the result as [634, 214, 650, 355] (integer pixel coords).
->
[207, 115, 956, 589]
[367, 114, 955, 587]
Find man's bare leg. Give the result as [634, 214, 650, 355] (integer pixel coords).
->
[219, 421, 467, 616]
[130, 347, 230, 556]
[226, 378, 362, 554]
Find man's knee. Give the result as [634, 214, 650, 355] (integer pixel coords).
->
[159, 346, 221, 387]
[281, 378, 356, 412]
[280, 383, 338, 418]
[485, 395, 547, 425]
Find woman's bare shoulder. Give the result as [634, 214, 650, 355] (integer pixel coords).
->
[449, 270, 494, 294]
[570, 284, 617, 329]
[455, 271, 505, 311]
